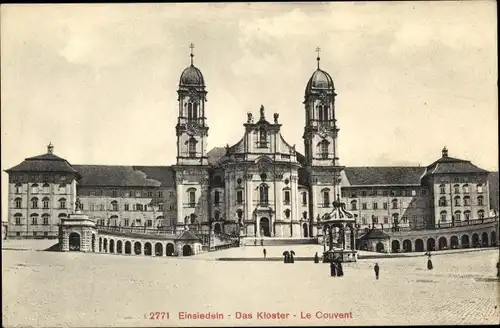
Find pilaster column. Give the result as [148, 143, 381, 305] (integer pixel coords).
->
[176, 177, 183, 227]
[290, 176, 297, 237]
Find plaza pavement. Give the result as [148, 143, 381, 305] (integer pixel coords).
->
[2, 240, 499, 327]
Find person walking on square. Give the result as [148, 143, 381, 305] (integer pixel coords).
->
[260, 238, 264, 246]
[263, 248, 267, 259]
[330, 258, 337, 277]
[314, 252, 319, 263]
[496, 261, 499, 278]
[254, 239, 257, 246]
[336, 259, 344, 277]
[427, 253, 433, 270]
[374, 263, 380, 280]
[283, 251, 290, 263]
[290, 250, 295, 263]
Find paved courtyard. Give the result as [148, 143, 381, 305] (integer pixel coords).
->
[2, 243, 499, 327]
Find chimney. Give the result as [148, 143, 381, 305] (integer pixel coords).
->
[442, 146, 448, 158]
[47, 142, 54, 154]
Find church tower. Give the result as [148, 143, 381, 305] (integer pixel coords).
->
[303, 48, 344, 229]
[176, 43, 209, 166]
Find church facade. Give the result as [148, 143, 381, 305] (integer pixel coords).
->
[4, 51, 496, 241]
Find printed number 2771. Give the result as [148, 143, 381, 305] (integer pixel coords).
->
[148, 312, 169, 319]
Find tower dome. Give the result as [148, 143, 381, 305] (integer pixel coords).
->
[179, 43, 205, 87]
[304, 48, 334, 98]
[179, 65, 205, 86]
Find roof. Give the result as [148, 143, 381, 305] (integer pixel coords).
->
[207, 147, 227, 167]
[305, 68, 334, 96]
[176, 229, 202, 241]
[423, 156, 489, 177]
[73, 165, 175, 187]
[179, 65, 205, 87]
[342, 167, 425, 186]
[5, 152, 80, 176]
[359, 229, 391, 240]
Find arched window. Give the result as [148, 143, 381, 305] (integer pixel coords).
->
[14, 213, 22, 225]
[31, 184, 39, 194]
[284, 209, 291, 218]
[392, 213, 399, 225]
[59, 184, 66, 194]
[187, 188, 196, 207]
[42, 197, 50, 209]
[477, 196, 484, 206]
[454, 196, 460, 206]
[42, 213, 50, 225]
[259, 184, 269, 205]
[59, 198, 66, 209]
[190, 213, 197, 224]
[319, 140, 329, 159]
[322, 188, 330, 207]
[31, 197, 39, 209]
[214, 191, 220, 205]
[259, 128, 267, 147]
[440, 211, 447, 222]
[454, 211, 461, 222]
[214, 211, 220, 220]
[31, 213, 39, 225]
[188, 138, 197, 158]
[392, 199, 398, 209]
[463, 196, 470, 206]
[283, 189, 291, 204]
[439, 184, 446, 194]
[193, 102, 198, 119]
[236, 190, 243, 204]
[438, 197, 446, 207]
[301, 192, 307, 205]
[351, 200, 357, 211]
[477, 183, 483, 193]
[477, 210, 484, 218]
[111, 201, 118, 211]
[187, 102, 193, 120]
[236, 209, 243, 219]
[453, 184, 460, 194]
[463, 184, 469, 194]
[464, 210, 471, 221]
[14, 198, 22, 209]
[15, 183, 22, 194]
[42, 183, 50, 194]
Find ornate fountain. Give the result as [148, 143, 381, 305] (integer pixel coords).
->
[319, 195, 357, 263]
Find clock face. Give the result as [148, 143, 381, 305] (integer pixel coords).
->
[318, 124, 330, 138]
[186, 122, 198, 136]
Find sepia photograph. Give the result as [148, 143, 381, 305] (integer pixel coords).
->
[1, 2, 499, 327]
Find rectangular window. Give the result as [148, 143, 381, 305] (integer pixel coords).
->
[169, 205, 174, 211]
[147, 220, 153, 227]
[100, 204, 105, 211]
[362, 217, 367, 225]
[384, 216, 389, 224]
[43, 217, 49, 225]
[350, 192, 357, 198]
[147, 191, 153, 197]
[15, 217, 21, 225]
[372, 216, 379, 225]
[237, 190, 243, 204]
[124, 219, 129, 226]
[383, 202, 388, 210]
[382, 190, 389, 197]
[158, 203, 164, 211]
[144, 205, 148, 212]
[373, 202, 378, 210]
[362, 203, 367, 210]
[32, 217, 38, 225]
[361, 191, 367, 197]
[112, 190, 118, 197]
[169, 191, 174, 198]
[135, 191, 141, 197]
[158, 191, 164, 198]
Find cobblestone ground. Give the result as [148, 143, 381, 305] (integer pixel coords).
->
[2, 247, 499, 327]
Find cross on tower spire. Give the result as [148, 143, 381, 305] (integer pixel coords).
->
[316, 46, 321, 69]
[189, 43, 195, 66]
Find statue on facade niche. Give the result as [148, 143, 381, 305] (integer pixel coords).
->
[273, 113, 279, 123]
[75, 197, 81, 212]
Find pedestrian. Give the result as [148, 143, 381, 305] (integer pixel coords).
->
[336, 259, 344, 277]
[260, 238, 264, 246]
[263, 248, 267, 259]
[496, 261, 499, 278]
[314, 252, 319, 263]
[427, 253, 433, 270]
[330, 258, 337, 277]
[283, 251, 290, 263]
[254, 239, 257, 246]
[374, 263, 380, 280]
[290, 250, 295, 263]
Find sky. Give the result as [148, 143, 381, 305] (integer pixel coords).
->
[1, 2, 498, 220]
